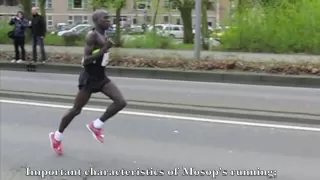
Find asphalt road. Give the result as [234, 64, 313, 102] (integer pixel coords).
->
[1, 44, 320, 62]
[1, 100, 320, 180]
[1, 70, 320, 115]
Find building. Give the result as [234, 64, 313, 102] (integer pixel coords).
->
[0, 0, 230, 29]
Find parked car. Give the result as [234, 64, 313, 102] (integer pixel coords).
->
[57, 24, 91, 36]
[149, 24, 184, 38]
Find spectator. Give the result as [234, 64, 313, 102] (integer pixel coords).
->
[9, 11, 29, 63]
[30, 7, 46, 63]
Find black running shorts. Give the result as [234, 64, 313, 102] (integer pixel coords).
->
[78, 71, 110, 93]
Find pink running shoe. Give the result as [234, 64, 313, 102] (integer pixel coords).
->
[49, 132, 63, 155]
[86, 123, 104, 143]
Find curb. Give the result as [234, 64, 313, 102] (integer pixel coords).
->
[1, 90, 319, 125]
[1, 61, 320, 87]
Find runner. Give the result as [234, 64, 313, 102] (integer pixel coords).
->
[49, 10, 127, 155]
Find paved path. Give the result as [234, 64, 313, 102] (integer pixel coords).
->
[0, 44, 320, 62]
[1, 100, 320, 180]
[1, 70, 320, 114]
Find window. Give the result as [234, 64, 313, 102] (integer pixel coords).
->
[68, 0, 88, 9]
[163, 16, 168, 23]
[47, 0, 52, 8]
[137, 0, 151, 10]
[165, 26, 171, 31]
[171, 2, 179, 10]
[7, 0, 18, 6]
[32, 0, 36, 7]
[46, 15, 53, 27]
[74, 0, 82, 8]
[32, 0, 53, 8]
[133, 18, 137, 24]
[146, 16, 151, 22]
[164, 0, 178, 10]
[176, 19, 180, 24]
[68, 16, 73, 25]
[173, 26, 180, 31]
[68, 15, 88, 25]
[206, 1, 214, 10]
[163, 0, 169, 8]
[154, 25, 164, 30]
[74, 25, 86, 31]
[83, 16, 88, 23]
[74, 15, 83, 24]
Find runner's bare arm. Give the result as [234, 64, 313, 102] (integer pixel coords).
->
[83, 31, 108, 65]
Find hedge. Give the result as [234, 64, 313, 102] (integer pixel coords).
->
[0, 21, 193, 50]
[220, 0, 320, 54]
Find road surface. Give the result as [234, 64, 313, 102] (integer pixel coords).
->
[1, 99, 320, 180]
[1, 70, 320, 115]
[1, 44, 320, 62]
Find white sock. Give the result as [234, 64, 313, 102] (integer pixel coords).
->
[54, 131, 62, 141]
[93, 119, 104, 129]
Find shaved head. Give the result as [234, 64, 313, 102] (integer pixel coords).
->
[31, 7, 38, 15]
[92, 9, 110, 30]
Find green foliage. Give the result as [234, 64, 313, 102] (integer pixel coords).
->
[0, 23, 191, 50]
[89, 0, 109, 10]
[90, 0, 125, 9]
[123, 33, 174, 49]
[0, 22, 14, 44]
[39, 0, 46, 18]
[61, 33, 84, 46]
[170, 0, 192, 9]
[21, 0, 32, 19]
[221, 0, 320, 54]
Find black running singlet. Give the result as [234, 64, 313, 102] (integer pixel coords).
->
[83, 56, 106, 80]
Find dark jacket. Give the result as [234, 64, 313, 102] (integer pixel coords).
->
[31, 14, 46, 36]
[9, 17, 29, 37]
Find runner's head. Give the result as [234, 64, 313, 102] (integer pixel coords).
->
[92, 9, 110, 30]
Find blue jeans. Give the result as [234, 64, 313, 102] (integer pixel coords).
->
[32, 36, 46, 62]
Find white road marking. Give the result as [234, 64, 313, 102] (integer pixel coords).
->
[1, 99, 320, 132]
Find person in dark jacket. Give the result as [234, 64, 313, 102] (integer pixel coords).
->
[31, 7, 46, 63]
[9, 11, 29, 63]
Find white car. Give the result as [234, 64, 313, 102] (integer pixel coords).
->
[149, 24, 184, 38]
[57, 24, 91, 36]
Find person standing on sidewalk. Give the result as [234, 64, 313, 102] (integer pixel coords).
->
[9, 11, 29, 63]
[30, 7, 46, 63]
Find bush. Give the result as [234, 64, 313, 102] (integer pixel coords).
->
[0, 21, 14, 44]
[123, 32, 174, 49]
[61, 33, 84, 46]
[220, 0, 320, 54]
[45, 33, 65, 45]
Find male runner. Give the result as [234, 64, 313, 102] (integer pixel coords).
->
[49, 10, 127, 155]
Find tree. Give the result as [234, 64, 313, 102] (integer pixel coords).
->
[170, 0, 194, 44]
[152, 0, 160, 28]
[112, 0, 126, 47]
[90, 0, 108, 10]
[20, 0, 32, 19]
[39, 0, 46, 20]
[20, 0, 32, 39]
[201, 0, 209, 49]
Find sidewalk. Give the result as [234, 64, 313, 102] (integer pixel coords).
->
[1, 44, 320, 62]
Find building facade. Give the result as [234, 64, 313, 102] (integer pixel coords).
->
[0, 0, 230, 29]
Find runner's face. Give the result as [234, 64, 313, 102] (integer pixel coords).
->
[98, 13, 110, 30]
